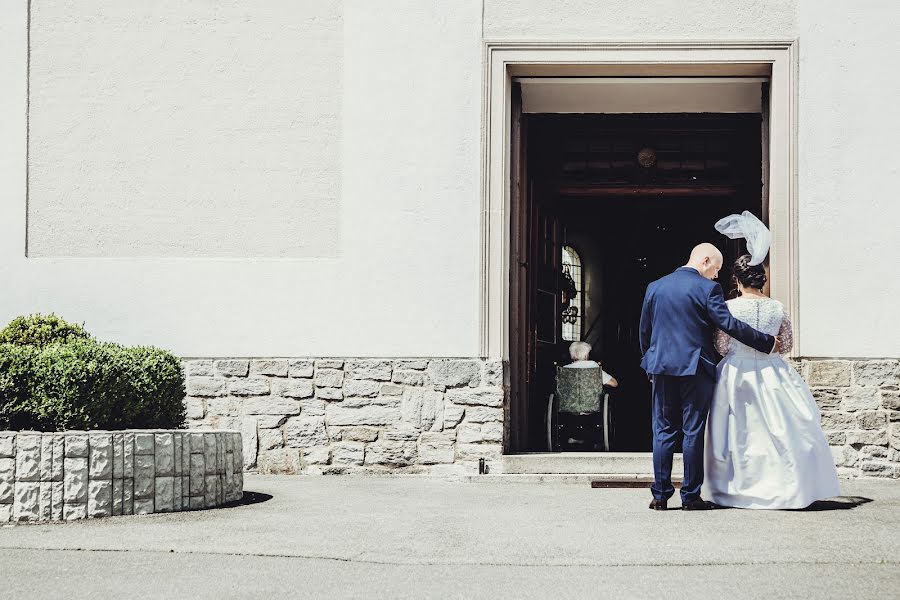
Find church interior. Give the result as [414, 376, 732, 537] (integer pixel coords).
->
[515, 112, 764, 452]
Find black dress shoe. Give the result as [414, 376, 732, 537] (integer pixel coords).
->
[648, 499, 668, 511]
[681, 498, 715, 511]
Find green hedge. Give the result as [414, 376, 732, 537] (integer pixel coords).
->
[0, 313, 91, 348]
[0, 316, 185, 431]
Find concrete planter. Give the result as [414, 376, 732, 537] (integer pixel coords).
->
[0, 429, 243, 522]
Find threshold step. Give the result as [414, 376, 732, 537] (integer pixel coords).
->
[501, 452, 684, 476]
[459, 473, 683, 486]
[590, 478, 683, 489]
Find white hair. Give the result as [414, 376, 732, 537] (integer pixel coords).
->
[569, 341, 591, 361]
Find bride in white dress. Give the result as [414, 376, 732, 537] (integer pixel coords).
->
[702, 253, 841, 509]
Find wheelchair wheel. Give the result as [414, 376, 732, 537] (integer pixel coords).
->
[547, 393, 557, 452]
[602, 392, 615, 452]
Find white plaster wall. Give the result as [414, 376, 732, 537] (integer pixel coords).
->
[1, 0, 484, 357]
[339, 0, 484, 357]
[797, 0, 900, 357]
[2, 0, 898, 359]
[28, 0, 342, 258]
[482, 0, 797, 39]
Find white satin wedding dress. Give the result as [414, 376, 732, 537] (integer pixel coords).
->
[702, 296, 840, 509]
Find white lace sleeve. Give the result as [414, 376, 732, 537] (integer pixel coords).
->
[776, 313, 794, 354]
[714, 329, 731, 356]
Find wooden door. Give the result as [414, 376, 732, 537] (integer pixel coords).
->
[508, 83, 529, 453]
[510, 90, 568, 453]
[529, 196, 564, 449]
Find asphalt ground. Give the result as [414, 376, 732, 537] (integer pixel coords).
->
[1, 475, 897, 599]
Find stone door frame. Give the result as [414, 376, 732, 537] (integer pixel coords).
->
[478, 40, 800, 360]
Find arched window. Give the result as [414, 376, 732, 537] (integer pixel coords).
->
[561, 245, 583, 341]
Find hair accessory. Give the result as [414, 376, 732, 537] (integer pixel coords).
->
[714, 211, 771, 266]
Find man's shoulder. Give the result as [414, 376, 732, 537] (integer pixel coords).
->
[695, 275, 718, 292]
[655, 269, 714, 289]
[643, 277, 660, 299]
[650, 270, 719, 307]
[650, 270, 682, 287]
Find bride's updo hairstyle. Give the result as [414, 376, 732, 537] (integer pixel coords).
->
[733, 254, 767, 290]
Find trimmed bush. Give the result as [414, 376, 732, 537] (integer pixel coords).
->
[0, 316, 185, 431]
[0, 313, 90, 348]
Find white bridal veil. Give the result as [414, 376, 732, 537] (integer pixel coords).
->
[714, 211, 771, 266]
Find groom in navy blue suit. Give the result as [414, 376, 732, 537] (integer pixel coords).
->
[639, 243, 777, 510]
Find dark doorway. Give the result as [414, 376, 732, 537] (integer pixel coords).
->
[509, 109, 763, 453]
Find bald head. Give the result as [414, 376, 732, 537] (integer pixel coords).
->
[686, 243, 723, 280]
[688, 243, 723, 265]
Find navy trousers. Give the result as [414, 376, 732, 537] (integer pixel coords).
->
[650, 373, 715, 502]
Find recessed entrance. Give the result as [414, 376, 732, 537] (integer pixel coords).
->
[510, 109, 763, 453]
[480, 43, 800, 465]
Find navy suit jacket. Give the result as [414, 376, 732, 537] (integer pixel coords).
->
[639, 267, 775, 379]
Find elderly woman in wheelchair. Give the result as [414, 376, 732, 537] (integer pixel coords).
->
[548, 341, 618, 452]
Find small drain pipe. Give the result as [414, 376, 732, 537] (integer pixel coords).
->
[478, 457, 487, 475]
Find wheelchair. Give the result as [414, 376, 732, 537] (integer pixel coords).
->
[547, 364, 615, 452]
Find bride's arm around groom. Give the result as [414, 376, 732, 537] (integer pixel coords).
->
[715, 301, 793, 356]
[705, 282, 779, 355]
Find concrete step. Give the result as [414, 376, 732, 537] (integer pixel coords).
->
[501, 452, 684, 476]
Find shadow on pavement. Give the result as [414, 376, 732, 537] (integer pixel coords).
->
[221, 491, 273, 509]
[800, 496, 873, 511]
[699, 496, 874, 512]
[713, 496, 873, 511]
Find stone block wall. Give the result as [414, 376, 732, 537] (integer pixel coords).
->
[182, 357, 899, 479]
[0, 430, 243, 522]
[183, 359, 505, 475]
[798, 359, 900, 478]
